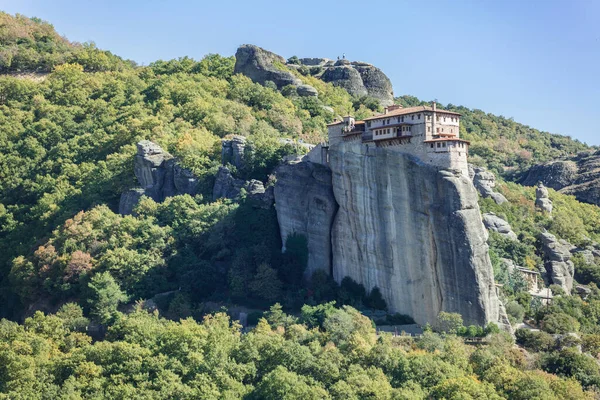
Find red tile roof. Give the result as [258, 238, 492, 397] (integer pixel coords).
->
[363, 105, 461, 121]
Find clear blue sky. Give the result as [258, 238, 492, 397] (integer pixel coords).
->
[2, 0, 599, 144]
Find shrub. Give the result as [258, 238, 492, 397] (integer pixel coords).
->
[542, 312, 580, 334]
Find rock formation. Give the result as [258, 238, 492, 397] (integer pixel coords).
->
[328, 143, 503, 327]
[212, 166, 274, 209]
[234, 45, 394, 106]
[273, 160, 337, 279]
[234, 44, 302, 89]
[535, 182, 553, 214]
[119, 141, 200, 214]
[521, 150, 600, 207]
[482, 213, 518, 240]
[274, 142, 509, 329]
[212, 166, 245, 201]
[319, 59, 393, 106]
[469, 165, 507, 204]
[221, 136, 247, 170]
[539, 231, 575, 294]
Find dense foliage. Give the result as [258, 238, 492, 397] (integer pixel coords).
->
[4, 12, 600, 398]
[1, 304, 597, 399]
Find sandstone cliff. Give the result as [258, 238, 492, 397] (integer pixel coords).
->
[328, 143, 503, 327]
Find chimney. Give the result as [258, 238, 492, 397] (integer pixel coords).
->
[386, 104, 403, 112]
[384, 107, 389, 115]
[432, 100, 437, 112]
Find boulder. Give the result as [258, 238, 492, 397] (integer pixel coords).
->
[482, 213, 518, 240]
[297, 84, 318, 97]
[469, 165, 508, 204]
[539, 232, 575, 294]
[535, 183, 553, 214]
[234, 44, 302, 89]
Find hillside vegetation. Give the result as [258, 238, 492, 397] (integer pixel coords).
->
[3, 12, 600, 399]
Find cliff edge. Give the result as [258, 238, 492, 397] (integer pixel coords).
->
[275, 142, 507, 329]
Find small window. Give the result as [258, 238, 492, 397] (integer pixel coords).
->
[436, 127, 440, 133]
[437, 142, 441, 148]
[387, 119, 390, 124]
[367, 121, 371, 127]
[401, 116, 404, 122]
[442, 142, 446, 147]
[430, 143, 434, 148]
[411, 115, 414, 120]
[428, 126, 431, 132]
[418, 114, 421, 119]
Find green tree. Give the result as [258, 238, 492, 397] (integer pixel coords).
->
[86, 272, 128, 324]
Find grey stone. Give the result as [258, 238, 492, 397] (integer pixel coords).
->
[221, 136, 247, 169]
[327, 141, 507, 329]
[173, 163, 200, 196]
[483, 213, 518, 240]
[234, 44, 302, 89]
[539, 231, 575, 294]
[212, 166, 245, 201]
[297, 84, 318, 97]
[274, 160, 338, 279]
[469, 165, 508, 204]
[120, 141, 202, 215]
[535, 183, 553, 213]
[297, 57, 331, 66]
[521, 151, 600, 207]
[119, 189, 145, 215]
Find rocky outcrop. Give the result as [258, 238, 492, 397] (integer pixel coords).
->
[234, 45, 302, 89]
[327, 142, 504, 328]
[119, 141, 200, 214]
[212, 166, 245, 201]
[469, 165, 507, 204]
[539, 232, 575, 294]
[234, 45, 394, 107]
[521, 151, 600, 207]
[320, 60, 394, 106]
[482, 213, 518, 240]
[212, 166, 274, 208]
[297, 84, 318, 97]
[273, 160, 337, 279]
[221, 136, 247, 170]
[535, 183, 553, 214]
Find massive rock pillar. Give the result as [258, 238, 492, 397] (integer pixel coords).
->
[328, 142, 502, 327]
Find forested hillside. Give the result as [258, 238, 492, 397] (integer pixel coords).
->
[3, 13, 600, 399]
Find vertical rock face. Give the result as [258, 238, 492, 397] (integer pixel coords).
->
[273, 160, 338, 279]
[328, 143, 502, 327]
